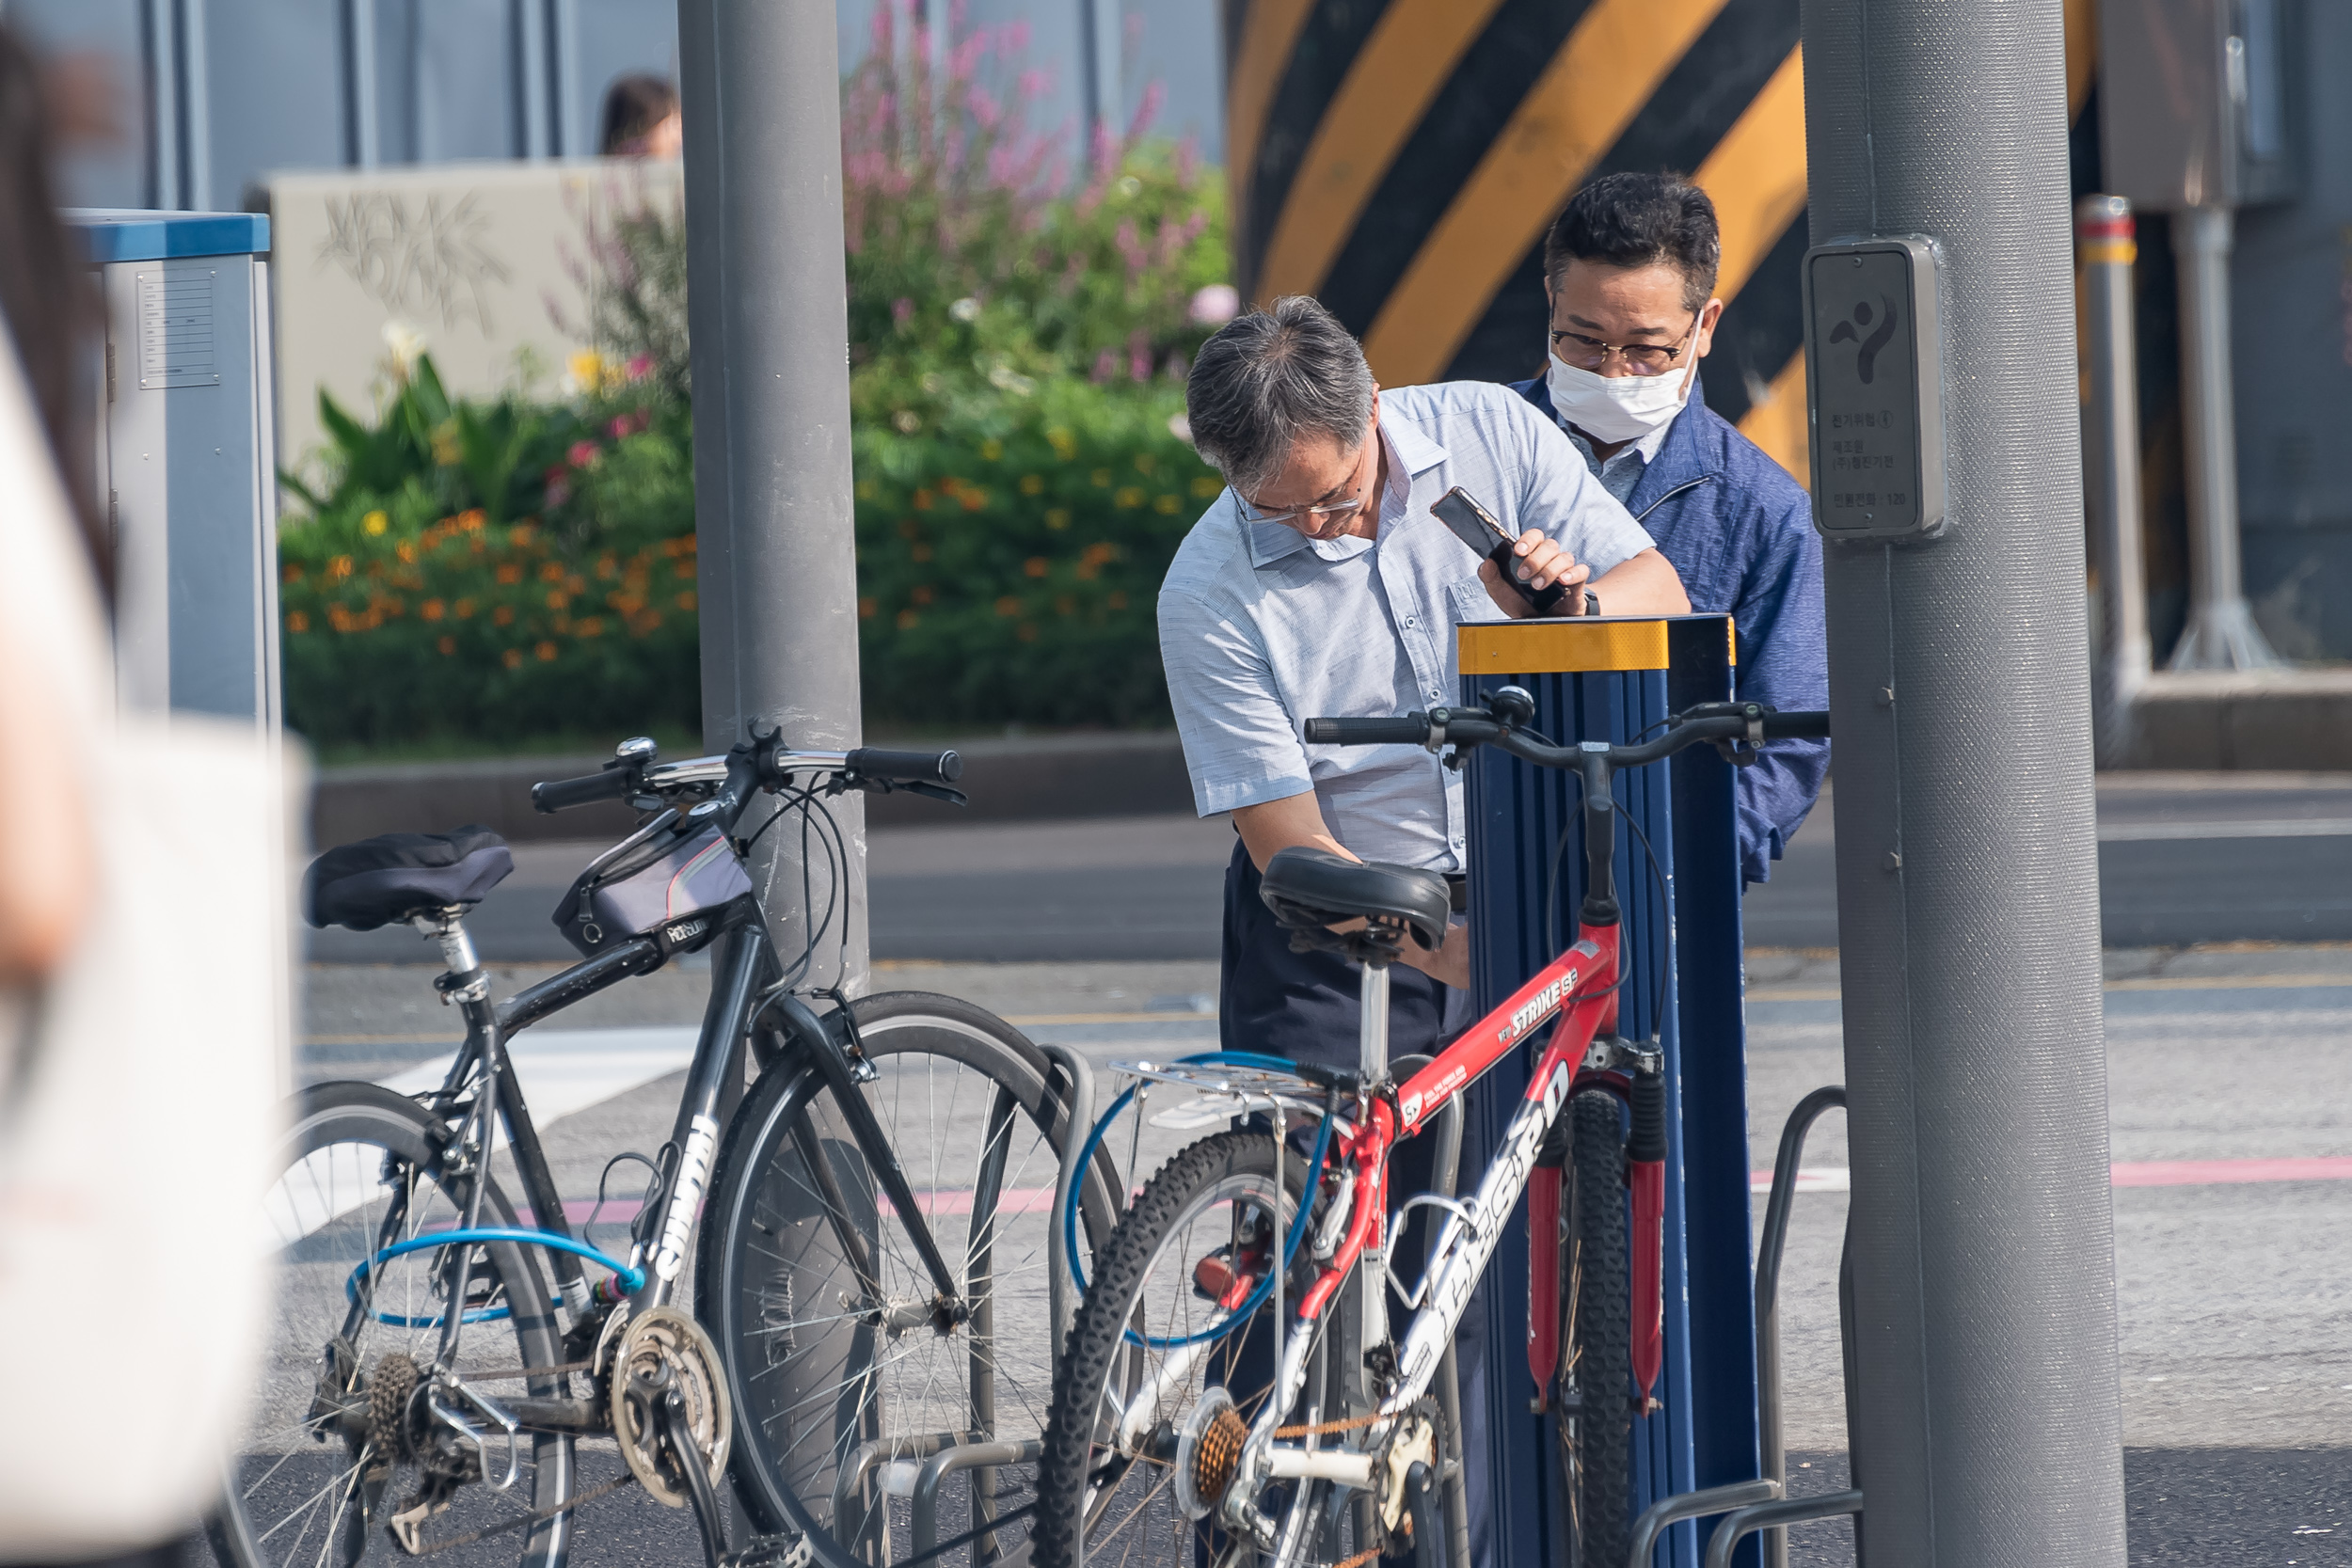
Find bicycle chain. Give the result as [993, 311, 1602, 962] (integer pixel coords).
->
[406, 1473, 639, 1556]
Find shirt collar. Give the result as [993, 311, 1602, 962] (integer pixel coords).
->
[1242, 411, 1451, 569]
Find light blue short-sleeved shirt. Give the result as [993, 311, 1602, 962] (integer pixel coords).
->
[1157, 380, 1659, 872]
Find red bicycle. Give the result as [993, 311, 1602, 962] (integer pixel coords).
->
[1035, 689, 1828, 1568]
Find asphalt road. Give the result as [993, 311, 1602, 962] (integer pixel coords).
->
[308, 773, 2352, 964]
[236, 955, 2352, 1567]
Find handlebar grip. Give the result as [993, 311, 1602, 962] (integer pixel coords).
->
[845, 747, 964, 784]
[531, 768, 634, 813]
[1303, 715, 1433, 746]
[1760, 709, 1831, 740]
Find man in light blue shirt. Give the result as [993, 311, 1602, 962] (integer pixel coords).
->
[1160, 294, 1687, 1057]
[1156, 295, 1687, 1568]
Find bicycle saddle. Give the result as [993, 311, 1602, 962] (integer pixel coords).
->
[304, 825, 515, 930]
[1259, 847, 1450, 954]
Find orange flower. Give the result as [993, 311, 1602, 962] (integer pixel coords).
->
[910, 585, 935, 605]
[496, 563, 524, 585]
[327, 556, 354, 581]
[535, 641, 559, 661]
[897, 608, 920, 630]
[540, 561, 565, 582]
[437, 635, 456, 656]
[675, 590, 696, 610]
[458, 509, 486, 531]
[1024, 557, 1049, 578]
[910, 544, 933, 562]
[960, 489, 987, 512]
[453, 598, 475, 619]
[503, 647, 525, 669]
[994, 596, 1022, 617]
[286, 610, 310, 632]
[576, 617, 605, 638]
[1016, 622, 1039, 642]
[282, 562, 305, 584]
[547, 590, 569, 610]
[912, 488, 935, 511]
[1108, 591, 1129, 610]
[858, 596, 879, 619]
[421, 599, 445, 621]
[493, 606, 515, 626]
[395, 541, 417, 563]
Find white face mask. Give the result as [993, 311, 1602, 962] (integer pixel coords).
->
[1544, 349, 1695, 446]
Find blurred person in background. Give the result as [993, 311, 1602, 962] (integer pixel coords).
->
[599, 71, 680, 157]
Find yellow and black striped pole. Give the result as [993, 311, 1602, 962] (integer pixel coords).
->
[1225, 0, 2100, 484]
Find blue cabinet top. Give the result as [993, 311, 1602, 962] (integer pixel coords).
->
[65, 209, 271, 262]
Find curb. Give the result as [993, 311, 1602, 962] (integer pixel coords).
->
[310, 730, 1196, 847]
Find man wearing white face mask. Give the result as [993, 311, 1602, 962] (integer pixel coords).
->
[1510, 172, 1829, 884]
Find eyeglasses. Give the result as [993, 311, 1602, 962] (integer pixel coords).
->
[1237, 438, 1376, 529]
[1549, 314, 1699, 375]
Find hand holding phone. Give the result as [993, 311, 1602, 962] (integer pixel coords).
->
[1431, 486, 1574, 615]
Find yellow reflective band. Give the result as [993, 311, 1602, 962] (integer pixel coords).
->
[2078, 240, 2137, 266]
[1457, 620, 1670, 673]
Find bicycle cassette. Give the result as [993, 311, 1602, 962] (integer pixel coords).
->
[609, 1306, 733, 1507]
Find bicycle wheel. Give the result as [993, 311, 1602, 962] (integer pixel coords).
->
[702, 990, 1121, 1568]
[218, 1082, 573, 1568]
[1556, 1090, 1631, 1568]
[1038, 1128, 1356, 1568]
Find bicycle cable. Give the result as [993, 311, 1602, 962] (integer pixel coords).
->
[1537, 759, 1674, 1036]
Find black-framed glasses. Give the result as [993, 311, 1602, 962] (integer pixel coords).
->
[1549, 313, 1699, 375]
[1237, 436, 1377, 529]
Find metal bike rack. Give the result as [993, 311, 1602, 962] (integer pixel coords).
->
[1628, 1086, 1853, 1568]
[1040, 1042, 1095, 1372]
[1703, 1492, 1865, 1568]
[912, 1439, 1044, 1560]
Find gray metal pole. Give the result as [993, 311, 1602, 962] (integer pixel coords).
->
[677, 0, 870, 998]
[1799, 2, 2127, 1562]
[2077, 196, 2152, 767]
[2167, 205, 2280, 670]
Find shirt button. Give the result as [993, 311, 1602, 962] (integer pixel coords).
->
[1404, 615, 1418, 628]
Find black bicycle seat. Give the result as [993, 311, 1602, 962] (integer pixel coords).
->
[305, 826, 514, 930]
[1260, 847, 1450, 953]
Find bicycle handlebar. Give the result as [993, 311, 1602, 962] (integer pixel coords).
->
[531, 767, 637, 814]
[1301, 716, 1438, 746]
[844, 747, 962, 784]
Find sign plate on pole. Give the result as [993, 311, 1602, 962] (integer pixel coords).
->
[1803, 236, 1946, 540]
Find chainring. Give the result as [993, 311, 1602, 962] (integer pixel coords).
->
[609, 1306, 733, 1507]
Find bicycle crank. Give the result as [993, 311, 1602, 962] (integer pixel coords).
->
[610, 1305, 733, 1508]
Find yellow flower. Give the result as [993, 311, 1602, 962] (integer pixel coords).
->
[1191, 476, 1223, 499]
[1046, 427, 1076, 461]
[1154, 493, 1181, 514]
[1045, 509, 1071, 530]
[856, 479, 877, 499]
[1113, 486, 1145, 509]
[980, 438, 1003, 461]
[362, 511, 389, 536]
[431, 421, 460, 467]
[567, 350, 604, 391]
[1090, 468, 1113, 488]
[1133, 452, 1156, 475]
[1019, 474, 1044, 496]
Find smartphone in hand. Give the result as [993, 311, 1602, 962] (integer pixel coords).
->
[1431, 486, 1570, 615]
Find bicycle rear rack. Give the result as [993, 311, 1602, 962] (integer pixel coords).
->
[1627, 1085, 1858, 1568]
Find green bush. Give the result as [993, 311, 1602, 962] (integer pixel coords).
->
[279, 5, 1235, 752]
[855, 378, 1217, 727]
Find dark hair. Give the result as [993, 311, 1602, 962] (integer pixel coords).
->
[599, 72, 678, 155]
[0, 23, 109, 602]
[1185, 296, 1375, 496]
[1541, 172, 1721, 311]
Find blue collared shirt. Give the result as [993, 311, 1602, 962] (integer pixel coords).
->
[1157, 381, 1658, 871]
[1512, 372, 1831, 883]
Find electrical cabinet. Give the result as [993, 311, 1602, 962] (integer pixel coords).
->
[2099, 0, 2300, 210]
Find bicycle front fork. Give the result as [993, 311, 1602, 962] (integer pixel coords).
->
[1526, 1040, 1669, 1415]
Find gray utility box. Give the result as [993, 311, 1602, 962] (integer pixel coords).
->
[2099, 0, 2300, 210]
[69, 210, 279, 730]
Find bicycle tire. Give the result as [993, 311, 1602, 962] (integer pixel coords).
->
[215, 1081, 572, 1568]
[1559, 1089, 1632, 1568]
[702, 990, 1121, 1568]
[1037, 1129, 1334, 1568]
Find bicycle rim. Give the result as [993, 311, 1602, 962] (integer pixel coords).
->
[221, 1083, 572, 1568]
[704, 991, 1118, 1568]
[1041, 1130, 1357, 1568]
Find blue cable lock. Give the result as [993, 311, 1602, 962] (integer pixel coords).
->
[345, 1227, 647, 1327]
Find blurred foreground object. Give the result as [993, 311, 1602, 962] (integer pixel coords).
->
[0, 324, 299, 1563]
[599, 71, 679, 157]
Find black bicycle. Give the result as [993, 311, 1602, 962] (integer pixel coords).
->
[218, 734, 1122, 1568]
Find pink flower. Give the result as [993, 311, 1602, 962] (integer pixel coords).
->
[544, 466, 573, 509]
[625, 355, 654, 382]
[567, 439, 602, 469]
[1092, 350, 1117, 385]
[1189, 284, 1240, 326]
[608, 410, 649, 439]
[893, 297, 914, 326]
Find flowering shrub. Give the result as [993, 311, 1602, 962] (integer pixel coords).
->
[280, 4, 1236, 750]
[855, 378, 1217, 727]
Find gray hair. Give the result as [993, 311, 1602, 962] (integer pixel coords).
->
[1184, 295, 1375, 496]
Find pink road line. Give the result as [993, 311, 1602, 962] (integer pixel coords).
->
[1750, 1158, 2352, 1193]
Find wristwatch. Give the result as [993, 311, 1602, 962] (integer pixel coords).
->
[1581, 590, 1600, 617]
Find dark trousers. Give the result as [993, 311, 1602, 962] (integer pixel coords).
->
[1219, 840, 1494, 1568]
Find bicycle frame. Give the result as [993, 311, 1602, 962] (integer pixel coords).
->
[347, 896, 974, 1369]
